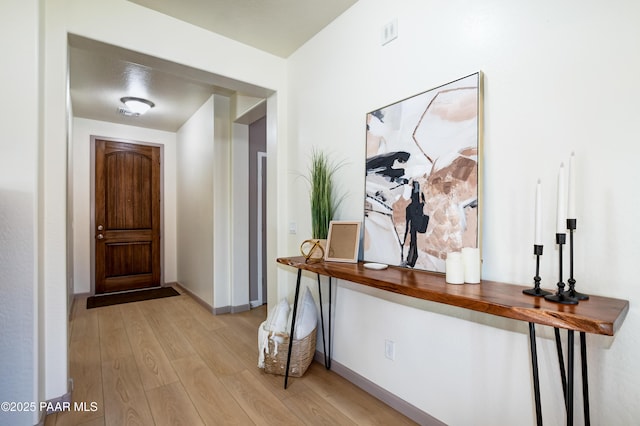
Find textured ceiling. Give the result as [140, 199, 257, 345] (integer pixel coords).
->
[70, 41, 216, 132]
[69, 35, 272, 132]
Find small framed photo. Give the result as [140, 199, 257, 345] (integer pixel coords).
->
[325, 221, 361, 263]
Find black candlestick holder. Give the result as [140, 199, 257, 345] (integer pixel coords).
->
[523, 245, 552, 297]
[545, 233, 578, 305]
[565, 218, 589, 300]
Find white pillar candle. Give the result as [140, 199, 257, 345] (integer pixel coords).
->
[567, 152, 576, 219]
[556, 163, 566, 234]
[535, 179, 542, 245]
[462, 247, 481, 284]
[445, 252, 464, 284]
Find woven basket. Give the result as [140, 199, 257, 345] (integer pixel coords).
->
[264, 327, 317, 378]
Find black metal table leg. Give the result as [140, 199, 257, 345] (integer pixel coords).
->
[567, 330, 574, 426]
[555, 328, 590, 426]
[316, 273, 330, 369]
[529, 323, 543, 426]
[284, 269, 302, 389]
[580, 332, 590, 426]
[328, 277, 332, 369]
[554, 327, 568, 410]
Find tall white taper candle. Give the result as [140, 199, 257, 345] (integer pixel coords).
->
[535, 179, 542, 245]
[556, 163, 566, 234]
[567, 152, 576, 219]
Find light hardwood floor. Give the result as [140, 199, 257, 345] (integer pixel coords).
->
[45, 287, 417, 425]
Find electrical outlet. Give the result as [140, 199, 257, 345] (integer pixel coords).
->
[289, 221, 297, 234]
[381, 18, 398, 46]
[385, 339, 395, 360]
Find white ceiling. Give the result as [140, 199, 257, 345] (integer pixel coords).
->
[128, 0, 358, 58]
[69, 0, 358, 132]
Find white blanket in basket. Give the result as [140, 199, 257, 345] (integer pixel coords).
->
[258, 287, 318, 368]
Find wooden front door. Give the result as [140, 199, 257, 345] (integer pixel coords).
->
[95, 139, 161, 294]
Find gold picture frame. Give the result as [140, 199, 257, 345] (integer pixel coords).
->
[325, 221, 361, 263]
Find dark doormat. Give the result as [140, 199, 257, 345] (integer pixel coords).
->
[87, 287, 180, 309]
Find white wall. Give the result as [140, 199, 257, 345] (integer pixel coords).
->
[177, 95, 252, 312]
[212, 95, 232, 310]
[232, 122, 250, 309]
[286, 0, 640, 425]
[177, 96, 215, 305]
[0, 1, 39, 424]
[71, 118, 178, 293]
[42, 0, 70, 401]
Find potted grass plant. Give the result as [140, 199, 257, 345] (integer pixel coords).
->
[303, 149, 342, 259]
[310, 149, 336, 240]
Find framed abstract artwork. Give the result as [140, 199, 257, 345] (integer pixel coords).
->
[363, 72, 483, 273]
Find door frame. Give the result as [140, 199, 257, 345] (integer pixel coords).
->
[254, 151, 267, 307]
[90, 135, 165, 295]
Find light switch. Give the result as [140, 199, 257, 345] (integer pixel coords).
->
[381, 18, 398, 46]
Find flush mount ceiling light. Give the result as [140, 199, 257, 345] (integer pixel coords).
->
[120, 96, 155, 116]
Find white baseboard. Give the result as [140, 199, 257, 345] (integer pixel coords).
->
[313, 351, 446, 426]
[174, 282, 250, 315]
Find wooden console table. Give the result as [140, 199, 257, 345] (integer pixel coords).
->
[277, 256, 629, 425]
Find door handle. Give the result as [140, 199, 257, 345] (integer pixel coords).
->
[97, 234, 104, 240]
[97, 224, 104, 231]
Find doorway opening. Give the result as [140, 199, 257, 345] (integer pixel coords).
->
[71, 35, 278, 309]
